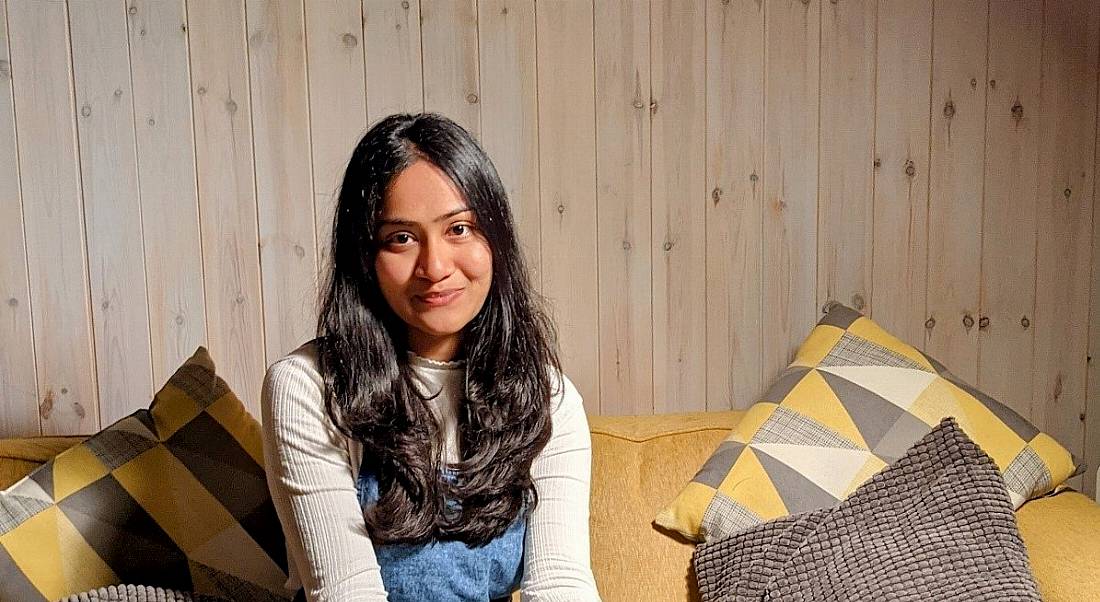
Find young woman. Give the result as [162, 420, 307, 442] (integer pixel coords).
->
[260, 113, 601, 601]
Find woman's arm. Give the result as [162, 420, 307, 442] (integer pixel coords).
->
[520, 373, 602, 601]
[261, 353, 389, 602]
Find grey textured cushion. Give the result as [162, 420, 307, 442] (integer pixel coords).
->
[59, 584, 230, 602]
[692, 417, 1041, 601]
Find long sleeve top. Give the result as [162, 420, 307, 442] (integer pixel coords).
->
[260, 340, 602, 602]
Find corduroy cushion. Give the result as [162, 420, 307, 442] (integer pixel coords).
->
[0, 347, 291, 601]
[655, 303, 1079, 544]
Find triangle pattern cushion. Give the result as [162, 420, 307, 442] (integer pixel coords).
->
[654, 303, 1080, 543]
[0, 347, 291, 601]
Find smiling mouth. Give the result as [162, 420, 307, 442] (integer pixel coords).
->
[415, 289, 463, 307]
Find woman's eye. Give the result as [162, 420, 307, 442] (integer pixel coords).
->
[452, 224, 473, 236]
[387, 233, 413, 245]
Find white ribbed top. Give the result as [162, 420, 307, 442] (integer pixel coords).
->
[260, 340, 602, 601]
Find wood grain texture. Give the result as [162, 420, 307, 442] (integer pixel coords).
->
[818, 0, 875, 318]
[421, 0, 480, 139]
[304, 0, 368, 273]
[925, 0, 987, 384]
[0, 0, 41, 437]
[1033, 0, 1099, 491]
[978, 0, 1041, 420]
[246, 0, 318, 363]
[127, 0, 208, 389]
[705, 0, 764, 411]
[535, 0, 599, 414]
[594, 0, 653, 415]
[187, 0, 266, 415]
[870, 0, 932, 350]
[69, 0, 154, 426]
[8, 1, 99, 435]
[651, 0, 706, 413]
[762, 0, 820, 385]
[364, 0, 424, 124]
[478, 0, 541, 288]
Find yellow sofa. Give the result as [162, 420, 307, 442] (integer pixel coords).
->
[4, 411, 1100, 601]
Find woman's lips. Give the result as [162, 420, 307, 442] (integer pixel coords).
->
[415, 288, 463, 307]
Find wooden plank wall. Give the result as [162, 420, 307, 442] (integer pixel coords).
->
[1, 0, 1099, 493]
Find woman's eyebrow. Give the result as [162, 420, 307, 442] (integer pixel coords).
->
[378, 207, 472, 227]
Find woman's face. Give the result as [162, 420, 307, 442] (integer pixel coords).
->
[373, 160, 493, 361]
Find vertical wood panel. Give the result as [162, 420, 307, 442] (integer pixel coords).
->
[818, 0, 875, 316]
[127, 0, 207, 388]
[246, 0, 318, 362]
[364, 0, 424, 124]
[651, 0, 706, 413]
[870, 0, 932, 349]
[762, 0, 820, 384]
[304, 1, 367, 273]
[187, 0, 266, 414]
[594, 0, 653, 415]
[1088, 20, 1100, 498]
[421, 0, 480, 138]
[978, 0, 1041, 419]
[69, 0, 154, 426]
[8, 1, 99, 435]
[0, 0, 41, 436]
[477, 0, 541, 286]
[535, 0, 599, 413]
[1033, 0, 1099, 490]
[925, 0, 987, 384]
[706, 0, 765, 411]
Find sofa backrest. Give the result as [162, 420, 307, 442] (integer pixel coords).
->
[587, 410, 743, 602]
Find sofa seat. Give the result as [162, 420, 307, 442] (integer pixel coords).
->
[4, 411, 1100, 602]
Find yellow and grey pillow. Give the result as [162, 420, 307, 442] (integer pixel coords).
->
[655, 303, 1080, 543]
[0, 347, 290, 601]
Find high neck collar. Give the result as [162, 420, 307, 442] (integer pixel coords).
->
[406, 349, 465, 371]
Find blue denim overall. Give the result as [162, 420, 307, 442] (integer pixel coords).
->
[354, 452, 527, 602]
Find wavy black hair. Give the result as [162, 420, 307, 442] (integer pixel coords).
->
[316, 112, 561, 547]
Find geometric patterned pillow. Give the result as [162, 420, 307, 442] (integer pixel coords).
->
[655, 303, 1080, 543]
[0, 347, 291, 601]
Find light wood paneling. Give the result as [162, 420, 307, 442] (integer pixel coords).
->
[364, 0, 424, 124]
[304, 0, 368, 271]
[1033, 0, 1099, 492]
[187, 0, 266, 415]
[247, 0, 318, 363]
[870, 0, 931, 349]
[535, 0, 599, 413]
[925, 0, 988, 385]
[478, 0, 541, 283]
[651, 0, 706, 413]
[705, 0, 764, 411]
[978, 0, 1041, 419]
[4, 2, 1100, 494]
[762, 0, 820, 385]
[594, 0, 653, 415]
[818, 0, 875, 317]
[127, 0, 207, 390]
[69, 0, 154, 427]
[0, 0, 40, 436]
[8, 1, 99, 435]
[421, 0, 480, 139]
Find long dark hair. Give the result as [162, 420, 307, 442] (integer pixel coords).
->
[316, 112, 561, 547]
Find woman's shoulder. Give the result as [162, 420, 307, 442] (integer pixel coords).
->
[547, 366, 582, 416]
[263, 338, 325, 397]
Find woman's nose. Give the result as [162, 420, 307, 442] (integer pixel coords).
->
[415, 236, 454, 282]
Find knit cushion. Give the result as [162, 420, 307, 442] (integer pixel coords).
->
[0, 347, 291, 601]
[655, 303, 1080, 543]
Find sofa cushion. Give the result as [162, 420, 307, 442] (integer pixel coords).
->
[0, 347, 290, 601]
[655, 303, 1079, 543]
